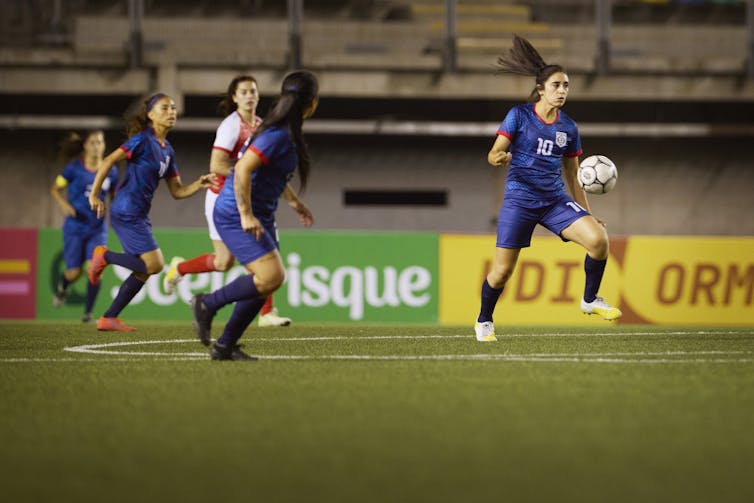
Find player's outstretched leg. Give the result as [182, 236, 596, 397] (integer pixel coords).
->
[580, 296, 622, 321]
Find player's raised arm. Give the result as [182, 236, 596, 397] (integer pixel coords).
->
[89, 148, 126, 218]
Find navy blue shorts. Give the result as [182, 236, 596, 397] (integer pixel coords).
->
[110, 211, 159, 255]
[62, 221, 107, 269]
[496, 193, 590, 248]
[214, 211, 279, 266]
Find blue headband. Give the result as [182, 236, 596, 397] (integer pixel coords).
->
[284, 85, 298, 93]
[147, 93, 167, 112]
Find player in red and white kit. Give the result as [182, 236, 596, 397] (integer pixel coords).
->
[164, 75, 293, 327]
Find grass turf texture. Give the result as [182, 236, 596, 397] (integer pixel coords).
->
[1, 322, 753, 503]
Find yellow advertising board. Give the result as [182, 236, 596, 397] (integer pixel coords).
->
[439, 235, 754, 326]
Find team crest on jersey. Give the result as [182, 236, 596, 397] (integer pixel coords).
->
[555, 131, 567, 148]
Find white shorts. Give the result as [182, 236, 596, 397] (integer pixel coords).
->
[205, 190, 221, 241]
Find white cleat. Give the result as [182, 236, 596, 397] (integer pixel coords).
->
[258, 308, 292, 327]
[163, 256, 184, 294]
[474, 321, 497, 342]
[581, 296, 622, 321]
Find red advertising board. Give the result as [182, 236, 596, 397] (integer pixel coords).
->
[0, 228, 37, 319]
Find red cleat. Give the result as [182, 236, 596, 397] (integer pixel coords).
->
[89, 245, 108, 285]
[96, 317, 135, 332]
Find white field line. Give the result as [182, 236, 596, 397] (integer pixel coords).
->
[8, 336, 737, 364]
[253, 331, 751, 342]
[0, 331, 750, 363]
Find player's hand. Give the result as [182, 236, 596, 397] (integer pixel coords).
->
[198, 173, 218, 190]
[241, 214, 264, 240]
[488, 150, 512, 167]
[89, 194, 104, 219]
[63, 203, 77, 217]
[289, 200, 314, 227]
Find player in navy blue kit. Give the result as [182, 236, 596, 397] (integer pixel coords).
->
[50, 130, 119, 322]
[191, 71, 317, 361]
[475, 36, 622, 342]
[87, 93, 216, 331]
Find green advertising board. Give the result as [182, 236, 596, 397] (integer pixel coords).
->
[37, 228, 438, 323]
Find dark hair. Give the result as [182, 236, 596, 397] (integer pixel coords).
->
[252, 70, 318, 192]
[126, 93, 169, 137]
[57, 130, 104, 163]
[496, 35, 565, 103]
[218, 75, 258, 116]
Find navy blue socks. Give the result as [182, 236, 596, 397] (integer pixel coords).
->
[203, 274, 260, 313]
[216, 298, 266, 347]
[477, 278, 503, 323]
[85, 282, 100, 315]
[584, 255, 607, 303]
[104, 274, 145, 318]
[103, 250, 147, 274]
[58, 274, 71, 291]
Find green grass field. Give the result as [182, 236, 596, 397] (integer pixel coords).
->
[1, 321, 753, 503]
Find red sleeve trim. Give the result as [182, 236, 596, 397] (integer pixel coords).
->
[564, 149, 583, 158]
[118, 145, 132, 159]
[496, 130, 513, 140]
[212, 146, 232, 154]
[249, 145, 269, 165]
[168, 172, 180, 178]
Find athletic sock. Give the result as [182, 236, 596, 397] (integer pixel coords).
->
[177, 254, 216, 275]
[58, 275, 71, 292]
[103, 250, 147, 274]
[477, 279, 503, 323]
[216, 297, 266, 347]
[260, 295, 273, 315]
[85, 282, 101, 315]
[104, 274, 145, 318]
[203, 274, 260, 313]
[584, 255, 607, 303]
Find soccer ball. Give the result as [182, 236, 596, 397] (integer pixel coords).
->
[578, 155, 618, 194]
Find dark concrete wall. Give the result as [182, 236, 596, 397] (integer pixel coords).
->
[2, 130, 753, 237]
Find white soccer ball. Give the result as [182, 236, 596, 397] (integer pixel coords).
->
[578, 155, 618, 194]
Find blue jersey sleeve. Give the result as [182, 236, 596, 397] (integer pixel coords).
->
[61, 161, 76, 182]
[119, 132, 144, 160]
[497, 107, 520, 141]
[248, 128, 285, 165]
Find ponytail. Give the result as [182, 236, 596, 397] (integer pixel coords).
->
[497, 35, 564, 102]
[251, 70, 318, 192]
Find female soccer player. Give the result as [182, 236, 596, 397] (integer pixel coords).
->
[50, 130, 119, 322]
[87, 93, 216, 331]
[163, 75, 294, 328]
[191, 70, 317, 360]
[475, 36, 622, 342]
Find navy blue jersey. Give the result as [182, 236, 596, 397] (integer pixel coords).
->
[497, 103, 582, 204]
[215, 126, 298, 222]
[111, 128, 179, 218]
[61, 159, 119, 231]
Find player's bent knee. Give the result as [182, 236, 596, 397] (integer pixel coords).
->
[488, 267, 513, 288]
[146, 261, 164, 275]
[214, 257, 235, 272]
